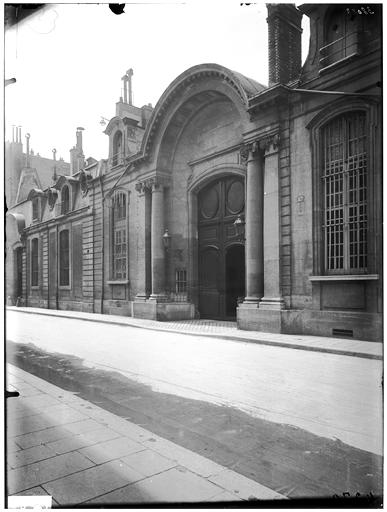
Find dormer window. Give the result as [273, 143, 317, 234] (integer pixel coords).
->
[112, 131, 123, 166]
[61, 185, 70, 214]
[320, 7, 359, 69]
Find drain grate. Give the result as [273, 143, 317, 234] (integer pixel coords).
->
[332, 328, 354, 338]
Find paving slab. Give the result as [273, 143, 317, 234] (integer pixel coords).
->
[208, 468, 285, 500]
[8, 451, 95, 494]
[114, 466, 224, 503]
[78, 436, 144, 464]
[120, 449, 178, 477]
[41, 460, 145, 505]
[8, 444, 57, 469]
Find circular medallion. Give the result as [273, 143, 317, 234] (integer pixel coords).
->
[226, 180, 244, 214]
[200, 185, 219, 219]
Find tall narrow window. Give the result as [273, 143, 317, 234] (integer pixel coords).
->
[320, 8, 358, 68]
[32, 198, 40, 221]
[31, 238, 39, 287]
[322, 111, 367, 273]
[61, 186, 70, 214]
[59, 229, 70, 286]
[112, 131, 122, 166]
[112, 192, 127, 279]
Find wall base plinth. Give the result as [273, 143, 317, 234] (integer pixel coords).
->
[131, 300, 195, 321]
[237, 307, 282, 332]
[237, 307, 382, 342]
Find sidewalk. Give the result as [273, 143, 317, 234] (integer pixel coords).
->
[7, 306, 383, 360]
[6, 364, 285, 506]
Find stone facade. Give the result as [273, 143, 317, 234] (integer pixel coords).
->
[6, 4, 382, 341]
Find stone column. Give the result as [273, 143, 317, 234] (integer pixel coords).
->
[149, 178, 166, 300]
[259, 134, 285, 310]
[242, 141, 264, 305]
[134, 182, 148, 300]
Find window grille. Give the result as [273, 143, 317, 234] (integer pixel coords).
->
[59, 230, 70, 286]
[322, 112, 367, 273]
[175, 269, 187, 293]
[112, 192, 127, 279]
[31, 238, 39, 286]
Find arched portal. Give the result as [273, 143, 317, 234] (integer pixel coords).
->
[197, 176, 245, 319]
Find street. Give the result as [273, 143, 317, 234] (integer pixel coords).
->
[6, 309, 383, 499]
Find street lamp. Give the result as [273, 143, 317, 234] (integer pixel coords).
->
[162, 229, 171, 250]
[233, 215, 245, 241]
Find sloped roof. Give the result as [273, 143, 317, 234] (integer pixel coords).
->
[29, 154, 70, 190]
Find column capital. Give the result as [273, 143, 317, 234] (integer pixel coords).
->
[239, 140, 261, 163]
[240, 134, 280, 163]
[146, 175, 170, 192]
[258, 133, 280, 155]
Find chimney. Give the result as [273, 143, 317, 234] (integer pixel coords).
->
[127, 68, 133, 106]
[76, 127, 84, 153]
[267, 4, 302, 87]
[52, 148, 57, 182]
[25, 133, 31, 167]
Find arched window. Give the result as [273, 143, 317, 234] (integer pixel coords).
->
[61, 186, 70, 214]
[320, 7, 358, 68]
[112, 131, 123, 166]
[59, 229, 70, 286]
[321, 111, 368, 273]
[112, 191, 127, 280]
[31, 238, 39, 287]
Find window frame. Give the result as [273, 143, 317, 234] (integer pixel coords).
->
[320, 7, 360, 70]
[30, 237, 39, 288]
[308, 101, 378, 278]
[32, 197, 41, 222]
[110, 190, 128, 282]
[112, 130, 123, 167]
[61, 185, 71, 215]
[59, 227, 71, 289]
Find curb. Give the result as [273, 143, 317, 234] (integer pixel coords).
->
[7, 307, 382, 361]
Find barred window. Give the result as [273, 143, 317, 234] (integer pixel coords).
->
[175, 269, 187, 293]
[31, 238, 39, 287]
[59, 229, 70, 286]
[112, 191, 127, 279]
[61, 186, 70, 214]
[322, 111, 367, 273]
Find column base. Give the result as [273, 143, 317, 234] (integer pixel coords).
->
[259, 297, 285, 310]
[135, 293, 148, 302]
[148, 294, 168, 302]
[240, 296, 262, 308]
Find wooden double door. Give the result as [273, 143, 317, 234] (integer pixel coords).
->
[198, 176, 245, 320]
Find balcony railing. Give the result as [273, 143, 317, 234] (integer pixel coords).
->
[320, 31, 359, 69]
[110, 151, 124, 168]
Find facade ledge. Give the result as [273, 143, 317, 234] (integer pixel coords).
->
[107, 280, 129, 285]
[309, 274, 379, 282]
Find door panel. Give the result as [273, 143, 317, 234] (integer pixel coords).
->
[198, 247, 221, 318]
[198, 176, 245, 319]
